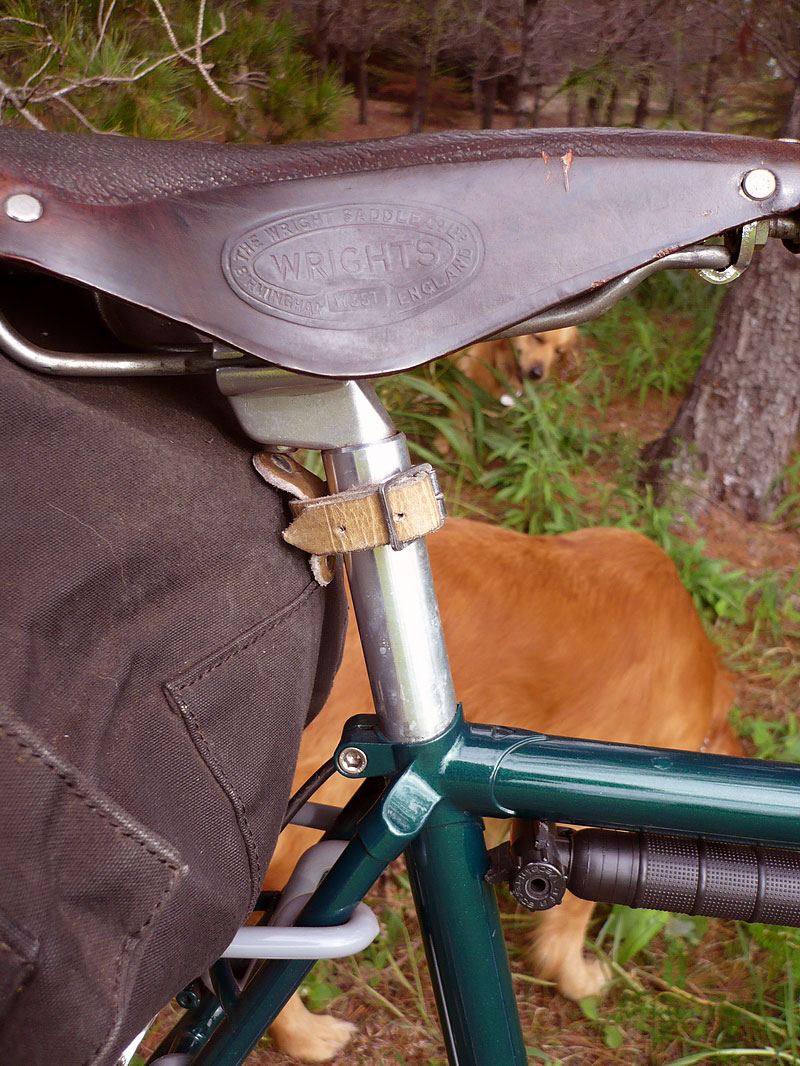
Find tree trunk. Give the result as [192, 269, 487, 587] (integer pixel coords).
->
[336, 42, 347, 80]
[410, 61, 432, 133]
[785, 71, 800, 139]
[314, 0, 331, 72]
[632, 75, 650, 127]
[477, 40, 502, 130]
[641, 240, 800, 522]
[666, 84, 679, 119]
[356, 49, 369, 124]
[566, 88, 579, 126]
[528, 82, 543, 126]
[481, 74, 498, 129]
[699, 32, 721, 131]
[667, 31, 682, 120]
[472, 68, 481, 113]
[604, 82, 619, 126]
[513, 0, 540, 128]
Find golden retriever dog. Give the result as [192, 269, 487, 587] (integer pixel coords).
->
[265, 517, 739, 1061]
[434, 327, 582, 454]
[452, 327, 581, 401]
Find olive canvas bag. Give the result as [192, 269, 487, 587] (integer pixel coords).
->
[0, 347, 346, 1066]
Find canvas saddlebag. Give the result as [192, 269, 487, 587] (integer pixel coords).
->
[0, 337, 346, 1066]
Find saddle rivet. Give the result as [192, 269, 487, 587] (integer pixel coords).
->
[741, 168, 777, 201]
[4, 193, 43, 222]
[337, 746, 368, 775]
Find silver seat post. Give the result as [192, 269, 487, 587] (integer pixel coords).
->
[323, 434, 456, 743]
[217, 365, 458, 744]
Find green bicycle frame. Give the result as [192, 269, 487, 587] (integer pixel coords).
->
[178, 708, 800, 1066]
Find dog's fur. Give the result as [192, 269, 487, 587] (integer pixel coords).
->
[434, 328, 582, 455]
[265, 517, 739, 1061]
[452, 327, 581, 400]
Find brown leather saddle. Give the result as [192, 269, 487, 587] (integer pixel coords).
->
[1, 126, 799, 378]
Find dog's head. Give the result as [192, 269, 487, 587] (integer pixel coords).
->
[514, 327, 581, 383]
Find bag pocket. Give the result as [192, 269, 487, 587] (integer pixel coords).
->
[164, 579, 326, 908]
[0, 711, 186, 1066]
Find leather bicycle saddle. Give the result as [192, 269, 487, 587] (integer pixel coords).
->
[1, 126, 799, 377]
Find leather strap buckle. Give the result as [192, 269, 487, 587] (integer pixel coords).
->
[377, 464, 446, 551]
[282, 462, 446, 556]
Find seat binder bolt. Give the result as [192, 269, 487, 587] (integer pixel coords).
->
[741, 168, 777, 201]
[337, 746, 368, 775]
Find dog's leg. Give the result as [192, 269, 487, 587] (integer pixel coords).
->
[269, 991, 356, 1063]
[528, 892, 610, 1001]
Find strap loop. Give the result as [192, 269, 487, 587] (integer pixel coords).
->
[252, 451, 336, 585]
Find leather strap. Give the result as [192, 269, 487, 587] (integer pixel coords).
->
[284, 464, 446, 555]
[252, 451, 336, 585]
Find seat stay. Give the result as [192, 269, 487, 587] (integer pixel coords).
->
[2, 127, 799, 378]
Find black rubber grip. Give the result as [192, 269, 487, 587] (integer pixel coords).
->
[566, 828, 800, 926]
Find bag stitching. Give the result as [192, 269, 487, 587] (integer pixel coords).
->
[0, 721, 182, 871]
[0, 939, 28, 967]
[87, 866, 181, 1066]
[170, 580, 319, 693]
[0, 720, 183, 1066]
[163, 579, 321, 906]
[167, 696, 263, 889]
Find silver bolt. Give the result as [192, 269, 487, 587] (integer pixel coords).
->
[337, 746, 368, 775]
[741, 168, 777, 201]
[5, 193, 43, 222]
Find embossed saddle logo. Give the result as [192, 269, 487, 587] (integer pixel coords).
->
[222, 202, 484, 328]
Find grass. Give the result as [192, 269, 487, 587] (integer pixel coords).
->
[382, 275, 788, 633]
[579, 269, 721, 405]
[773, 453, 800, 528]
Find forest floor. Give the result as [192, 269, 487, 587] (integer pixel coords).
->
[325, 94, 531, 139]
